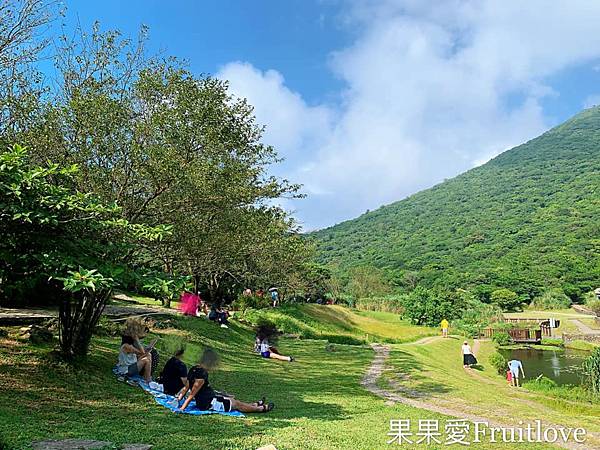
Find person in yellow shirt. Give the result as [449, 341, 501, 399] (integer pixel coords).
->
[440, 319, 449, 338]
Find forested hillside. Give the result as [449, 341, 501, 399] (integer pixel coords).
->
[312, 107, 600, 301]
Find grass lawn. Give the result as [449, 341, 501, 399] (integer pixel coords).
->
[382, 337, 600, 448]
[0, 306, 596, 449]
[241, 304, 436, 344]
[0, 309, 448, 450]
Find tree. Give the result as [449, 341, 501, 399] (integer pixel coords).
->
[0, 0, 55, 149]
[0, 145, 166, 358]
[401, 287, 460, 326]
[490, 288, 521, 311]
[13, 24, 311, 301]
[347, 266, 392, 300]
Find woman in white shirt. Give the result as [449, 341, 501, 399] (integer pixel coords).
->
[461, 341, 477, 368]
[116, 318, 153, 382]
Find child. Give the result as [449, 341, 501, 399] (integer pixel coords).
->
[178, 348, 273, 413]
[255, 323, 294, 362]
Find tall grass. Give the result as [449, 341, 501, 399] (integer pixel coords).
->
[582, 347, 600, 395]
[355, 295, 404, 313]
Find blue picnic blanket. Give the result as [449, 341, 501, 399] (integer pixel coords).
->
[112, 367, 244, 417]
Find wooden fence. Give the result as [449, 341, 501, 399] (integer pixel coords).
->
[480, 328, 542, 343]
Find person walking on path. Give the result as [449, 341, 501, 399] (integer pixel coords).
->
[461, 341, 477, 368]
[508, 359, 525, 387]
[440, 319, 449, 338]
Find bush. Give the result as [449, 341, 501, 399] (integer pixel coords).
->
[582, 347, 600, 395]
[452, 296, 504, 337]
[525, 375, 558, 391]
[492, 332, 512, 346]
[355, 295, 404, 313]
[335, 294, 355, 308]
[531, 289, 571, 310]
[232, 294, 271, 311]
[585, 298, 600, 316]
[94, 317, 122, 337]
[491, 288, 521, 311]
[489, 352, 508, 375]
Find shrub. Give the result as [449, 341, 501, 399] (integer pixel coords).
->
[56, 268, 114, 359]
[142, 273, 191, 308]
[452, 297, 504, 337]
[336, 294, 355, 308]
[232, 294, 271, 311]
[489, 352, 508, 375]
[582, 347, 600, 395]
[492, 332, 512, 346]
[531, 289, 571, 310]
[525, 375, 558, 391]
[491, 288, 521, 311]
[585, 298, 600, 316]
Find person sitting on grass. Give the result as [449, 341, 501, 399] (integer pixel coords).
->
[116, 318, 154, 383]
[178, 348, 274, 413]
[208, 304, 230, 328]
[159, 347, 188, 396]
[255, 323, 294, 362]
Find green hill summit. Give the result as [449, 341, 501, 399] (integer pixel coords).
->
[312, 107, 600, 301]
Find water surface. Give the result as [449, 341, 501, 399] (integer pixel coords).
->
[499, 347, 588, 386]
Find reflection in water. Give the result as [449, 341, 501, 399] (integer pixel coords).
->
[500, 347, 588, 386]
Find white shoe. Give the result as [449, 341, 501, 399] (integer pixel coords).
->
[220, 324, 229, 328]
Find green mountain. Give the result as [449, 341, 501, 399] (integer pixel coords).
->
[312, 107, 600, 301]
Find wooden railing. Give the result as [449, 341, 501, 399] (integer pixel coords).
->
[480, 328, 542, 343]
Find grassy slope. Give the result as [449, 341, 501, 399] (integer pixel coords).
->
[0, 307, 449, 450]
[242, 304, 436, 344]
[0, 305, 592, 449]
[383, 338, 600, 447]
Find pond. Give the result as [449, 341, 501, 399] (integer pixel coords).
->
[499, 347, 589, 386]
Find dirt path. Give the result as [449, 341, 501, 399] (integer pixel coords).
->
[0, 302, 176, 326]
[361, 343, 593, 449]
[570, 319, 600, 335]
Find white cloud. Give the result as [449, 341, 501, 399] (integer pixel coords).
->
[218, 1, 600, 231]
[583, 94, 600, 109]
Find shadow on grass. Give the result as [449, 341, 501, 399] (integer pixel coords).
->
[0, 319, 367, 449]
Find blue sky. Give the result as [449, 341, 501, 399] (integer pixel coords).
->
[62, 1, 600, 230]
[62, 0, 348, 103]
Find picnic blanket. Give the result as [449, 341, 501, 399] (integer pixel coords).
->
[112, 367, 244, 417]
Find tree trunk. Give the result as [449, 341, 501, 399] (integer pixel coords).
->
[58, 288, 112, 360]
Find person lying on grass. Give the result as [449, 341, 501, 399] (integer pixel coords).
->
[116, 318, 154, 383]
[254, 323, 294, 362]
[177, 348, 274, 413]
[159, 347, 188, 396]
